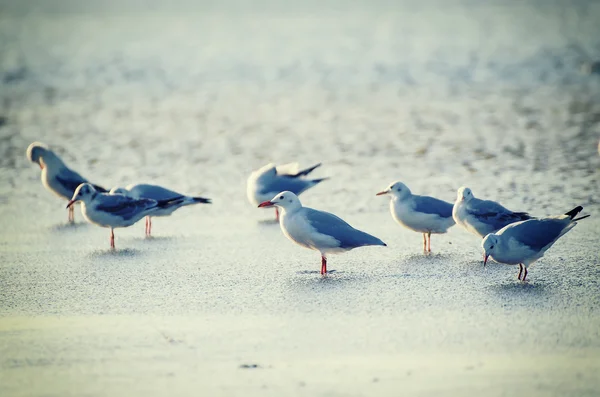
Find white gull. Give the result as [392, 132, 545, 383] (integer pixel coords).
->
[482, 206, 589, 281]
[258, 191, 386, 275]
[377, 181, 455, 252]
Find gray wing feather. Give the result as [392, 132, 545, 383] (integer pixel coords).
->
[305, 208, 385, 248]
[468, 198, 530, 230]
[413, 196, 453, 218]
[56, 167, 107, 194]
[259, 177, 314, 196]
[503, 219, 566, 251]
[96, 195, 157, 221]
[127, 184, 184, 201]
[55, 167, 89, 194]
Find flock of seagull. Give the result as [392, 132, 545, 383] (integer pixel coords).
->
[27, 141, 589, 282]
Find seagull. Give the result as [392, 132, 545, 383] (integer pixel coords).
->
[376, 181, 455, 252]
[453, 187, 531, 238]
[110, 184, 211, 236]
[482, 206, 590, 281]
[26, 142, 107, 223]
[258, 191, 386, 275]
[67, 183, 182, 249]
[247, 162, 328, 220]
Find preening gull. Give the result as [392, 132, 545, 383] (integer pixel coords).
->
[27, 142, 107, 223]
[247, 162, 327, 220]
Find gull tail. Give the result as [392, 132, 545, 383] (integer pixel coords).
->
[291, 163, 322, 178]
[310, 177, 329, 186]
[513, 211, 532, 221]
[573, 214, 590, 222]
[156, 197, 185, 209]
[192, 196, 212, 204]
[564, 206, 589, 221]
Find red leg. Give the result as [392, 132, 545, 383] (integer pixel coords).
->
[427, 232, 432, 253]
[145, 217, 148, 236]
[518, 264, 523, 280]
[423, 234, 427, 252]
[522, 267, 528, 282]
[148, 217, 152, 236]
[110, 228, 115, 249]
[275, 207, 280, 221]
[68, 205, 74, 223]
[321, 255, 327, 275]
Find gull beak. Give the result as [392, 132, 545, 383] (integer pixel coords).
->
[483, 254, 489, 267]
[39, 163, 43, 169]
[66, 200, 76, 209]
[375, 190, 388, 196]
[258, 200, 274, 208]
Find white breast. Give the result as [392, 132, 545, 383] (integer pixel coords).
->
[280, 210, 342, 254]
[391, 199, 453, 234]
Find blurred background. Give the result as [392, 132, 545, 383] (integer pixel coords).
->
[0, 0, 599, 216]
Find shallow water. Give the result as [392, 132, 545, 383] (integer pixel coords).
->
[1, 1, 600, 396]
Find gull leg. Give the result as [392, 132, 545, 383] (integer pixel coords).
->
[522, 267, 528, 282]
[145, 217, 148, 236]
[518, 264, 523, 280]
[110, 228, 115, 249]
[68, 205, 74, 223]
[321, 255, 327, 275]
[423, 234, 427, 252]
[148, 217, 152, 236]
[427, 232, 432, 253]
[275, 208, 280, 222]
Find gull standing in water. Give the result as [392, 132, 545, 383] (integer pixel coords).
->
[110, 184, 211, 236]
[453, 187, 531, 238]
[26, 142, 107, 223]
[258, 191, 386, 275]
[482, 206, 589, 281]
[247, 162, 327, 220]
[376, 181, 455, 252]
[67, 183, 182, 249]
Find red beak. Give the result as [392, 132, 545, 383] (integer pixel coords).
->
[375, 191, 388, 196]
[483, 254, 489, 267]
[258, 200, 274, 208]
[66, 200, 76, 209]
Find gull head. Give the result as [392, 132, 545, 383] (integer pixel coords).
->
[481, 234, 499, 266]
[457, 186, 474, 203]
[67, 183, 97, 208]
[376, 181, 411, 200]
[258, 191, 302, 211]
[26, 142, 50, 168]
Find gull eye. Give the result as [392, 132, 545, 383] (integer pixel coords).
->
[490, 245, 494, 249]
[279, 195, 284, 200]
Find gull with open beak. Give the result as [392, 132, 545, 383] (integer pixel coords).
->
[259, 191, 386, 275]
[376, 181, 455, 253]
[482, 206, 589, 281]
